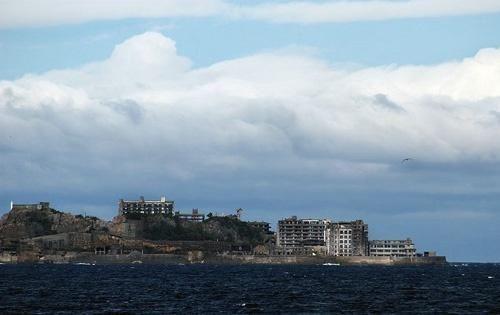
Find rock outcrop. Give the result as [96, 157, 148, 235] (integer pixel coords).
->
[0, 205, 109, 242]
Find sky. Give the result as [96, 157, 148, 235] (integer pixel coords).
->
[1, 0, 500, 262]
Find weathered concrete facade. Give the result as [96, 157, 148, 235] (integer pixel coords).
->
[121, 219, 144, 239]
[119, 196, 174, 217]
[248, 221, 272, 234]
[174, 208, 205, 222]
[11, 201, 50, 211]
[328, 220, 369, 256]
[369, 239, 416, 257]
[28, 233, 93, 251]
[276, 216, 330, 254]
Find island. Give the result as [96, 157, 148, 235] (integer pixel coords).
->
[0, 197, 446, 265]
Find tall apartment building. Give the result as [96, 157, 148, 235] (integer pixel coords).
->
[118, 196, 174, 217]
[369, 238, 416, 257]
[276, 216, 330, 249]
[328, 220, 369, 256]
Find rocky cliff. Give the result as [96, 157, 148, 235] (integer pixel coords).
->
[0, 206, 109, 242]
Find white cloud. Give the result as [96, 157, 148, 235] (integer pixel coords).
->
[0, 0, 227, 29]
[1, 0, 500, 28]
[231, 0, 500, 24]
[1, 32, 500, 193]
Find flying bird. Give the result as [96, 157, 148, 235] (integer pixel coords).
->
[401, 158, 414, 163]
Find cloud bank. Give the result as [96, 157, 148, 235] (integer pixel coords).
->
[1, 32, 500, 191]
[2, 0, 500, 28]
[233, 0, 500, 24]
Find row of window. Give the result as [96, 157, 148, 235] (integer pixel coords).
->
[333, 235, 352, 239]
[371, 245, 413, 249]
[334, 245, 352, 249]
[123, 210, 167, 214]
[371, 254, 415, 257]
[122, 207, 172, 210]
[280, 222, 326, 225]
[279, 229, 325, 232]
[370, 249, 413, 253]
[338, 230, 352, 234]
[336, 240, 351, 244]
[371, 241, 411, 245]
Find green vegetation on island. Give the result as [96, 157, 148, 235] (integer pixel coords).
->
[141, 215, 266, 245]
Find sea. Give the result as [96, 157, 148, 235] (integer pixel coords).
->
[0, 263, 499, 314]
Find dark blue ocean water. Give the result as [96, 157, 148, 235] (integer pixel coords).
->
[0, 263, 499, 314]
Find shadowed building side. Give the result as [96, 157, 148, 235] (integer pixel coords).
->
[276, 216, 331, 255]
[328, 220, 369, 256]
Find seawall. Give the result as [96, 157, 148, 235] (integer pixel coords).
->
[9, 251, 447, 265]
[208, 255, 447, 266]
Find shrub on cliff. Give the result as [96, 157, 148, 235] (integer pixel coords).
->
[141, 215, 265, 245]
[141, 216, 214, 241]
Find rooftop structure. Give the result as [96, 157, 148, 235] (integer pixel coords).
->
[369, 238, 416, 257]
[328, 220, 369, 256]
[119, 196, 174, 217]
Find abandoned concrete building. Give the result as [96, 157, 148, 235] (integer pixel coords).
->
[248, 221, 272, 234]
[275, 216, 424, 257]
[328, 220, 369, 256]
[174, 209, 206, 222]
[28, 233, 93, 251]
[369, 238, 416, 257]
[276, 216, 331, 254]
[10, 201, 51, 211]
[119, 196, 174, 217]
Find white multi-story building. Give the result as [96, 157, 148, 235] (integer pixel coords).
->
[369, 238, 416, 257]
